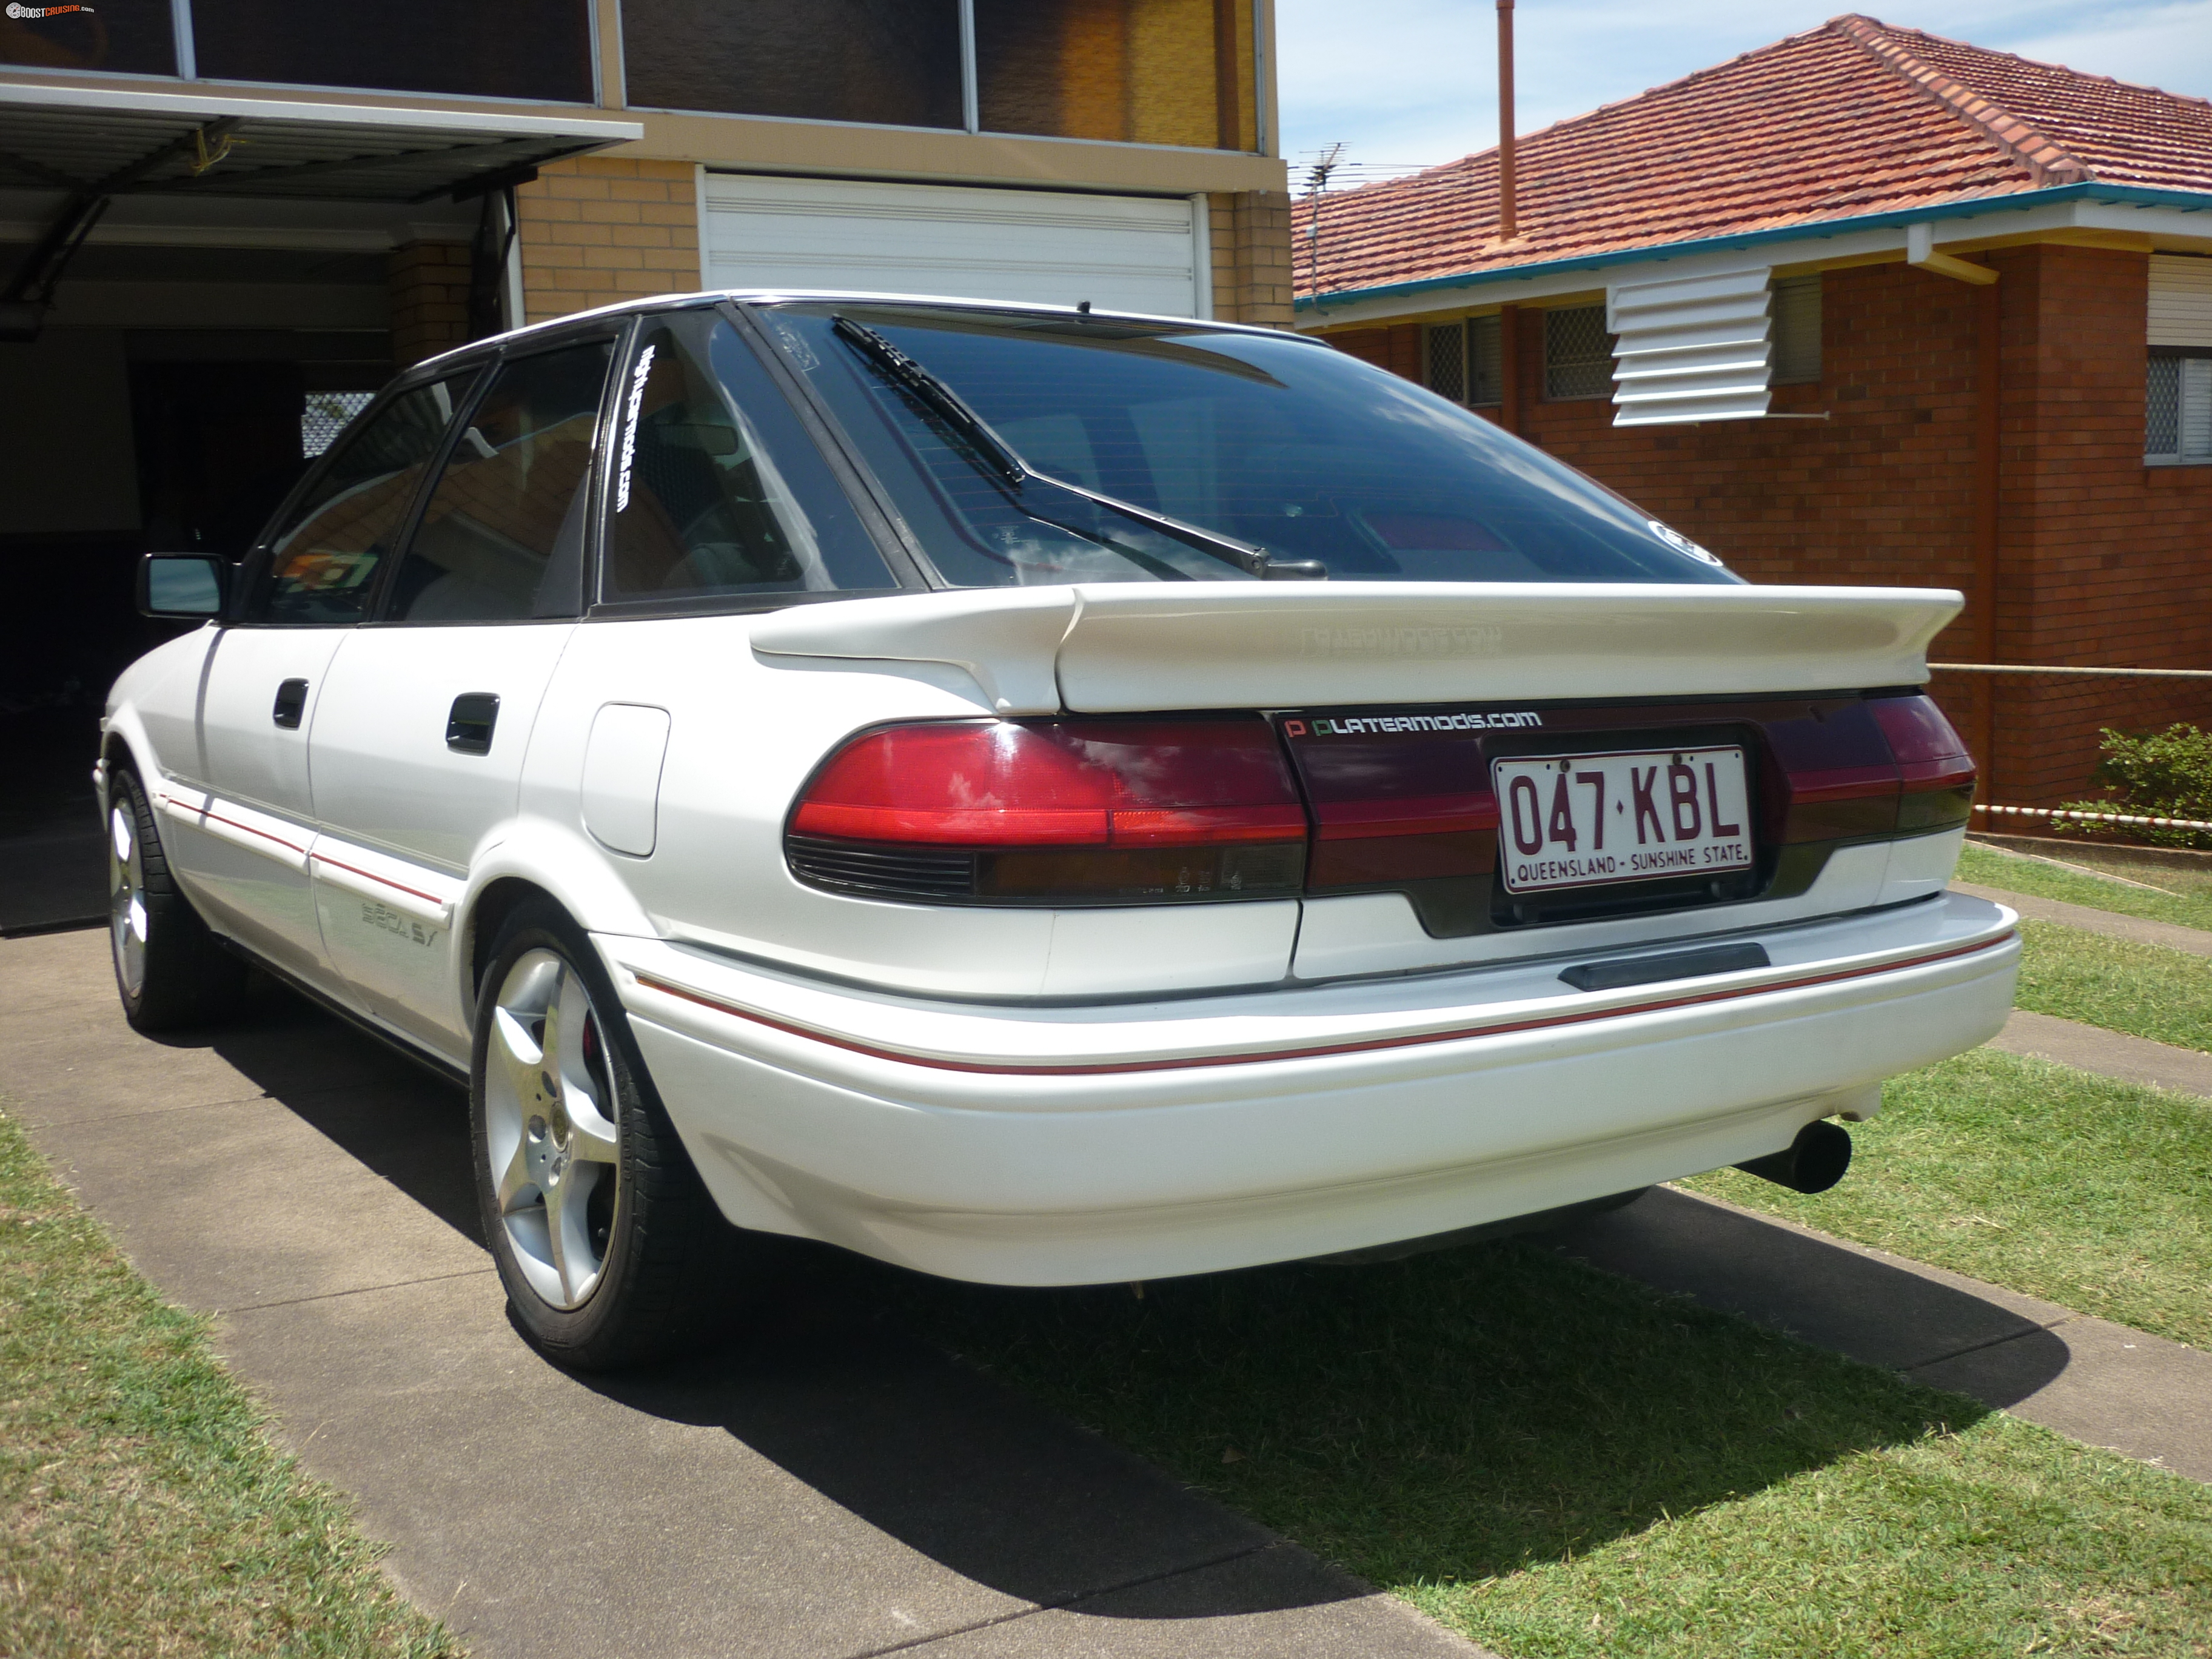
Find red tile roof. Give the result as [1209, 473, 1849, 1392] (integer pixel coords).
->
[1294, 14, 2212, 301]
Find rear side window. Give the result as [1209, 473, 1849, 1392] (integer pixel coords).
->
[253, 373, 474, 624]
[603, 315, 892, 603]
[386, 340, 615, 622]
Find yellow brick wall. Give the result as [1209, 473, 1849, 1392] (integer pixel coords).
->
[1209, 189, 1293, 327]
[387, 239, 472, 367]
[515, 156, 700, 325]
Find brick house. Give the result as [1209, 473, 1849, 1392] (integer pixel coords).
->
[0, 0, 1293, 714]
[1296, 15, 2212, 808]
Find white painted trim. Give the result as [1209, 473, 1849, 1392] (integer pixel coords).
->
[502, 188, 525, 331]
[1299, 196, 2212, 332]
[169, 0, 196, 80]
[1191, 191, 1213, 319]
[694, 160, 711, 289]
[959, 0, 980, 135]
[0, 79, 644, 140]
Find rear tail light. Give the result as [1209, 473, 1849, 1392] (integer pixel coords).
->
[1869, 694, 1976, 831]
[786, 719, 1307, 905]
[787, 694, 1978, 911]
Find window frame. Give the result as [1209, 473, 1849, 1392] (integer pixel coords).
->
[617, 0, 1268, 154]
[1771, 273, 1823, 388]
[2146, 346, 2212, 468]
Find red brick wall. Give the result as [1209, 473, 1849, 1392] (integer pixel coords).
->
[1320, 252, 2212, 806]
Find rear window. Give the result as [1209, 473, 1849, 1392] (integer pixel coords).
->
[758, 303, 1737, 589]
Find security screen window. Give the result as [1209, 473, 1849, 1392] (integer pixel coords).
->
[190, 0, 592, 102]
[1, 0, 175, 75]
[622, 0, 962, 128]
[976, 0, 1255, 149]
[1544, 306, 1615, 401]
[760, 303, 1737, 588]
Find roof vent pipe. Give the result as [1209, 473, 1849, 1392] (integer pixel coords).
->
[1496, 0, 1517, 240]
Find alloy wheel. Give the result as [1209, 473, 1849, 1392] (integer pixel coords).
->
[109, 802, 147, 1000]
[484, 948, 623, 1310]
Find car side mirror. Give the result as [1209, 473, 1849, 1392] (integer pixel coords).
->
[137, 552, 229, 620]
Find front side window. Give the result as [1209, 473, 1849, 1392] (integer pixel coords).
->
[759, 303, 1735, 588]
[603, 315, 893, 603]
[252, 373, 476, 625]
[387, 341, 615, 623]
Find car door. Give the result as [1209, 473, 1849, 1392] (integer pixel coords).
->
[309, 333, 619, 1059]
[163, 370, 478, 984]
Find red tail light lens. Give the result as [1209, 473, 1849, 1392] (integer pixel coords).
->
[1869, 694, 1976, 833]
[787, 719, 1307, 903]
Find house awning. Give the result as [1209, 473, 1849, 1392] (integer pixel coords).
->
[0, 81, 643, 204]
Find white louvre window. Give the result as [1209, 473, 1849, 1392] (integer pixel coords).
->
[1426, 321, 1467, 403]
[1772, 274, 1822, 384]
[1467, 313, 1503, 406]
[2148, 255, 2212, 347]
[301, 390, 374, 458]
[1544, 305, 1613, 400]
[2148, 356, 2212, 463]
[1606, 267, 1771, 425]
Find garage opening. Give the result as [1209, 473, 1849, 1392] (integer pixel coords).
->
[0, 84, 636, 933]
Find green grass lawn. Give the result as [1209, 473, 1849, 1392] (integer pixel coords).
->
[1686, 1048, 2212, 1350]
[1957, 840, 2212, 934]
[2008, 920, 2212, 1055]
[0, 1104, 461, 1658]
[892, 1238, 2212, 1658]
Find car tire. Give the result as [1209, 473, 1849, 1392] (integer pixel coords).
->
[106, 766, 249, 1033]
[470, 897, 756, 1371]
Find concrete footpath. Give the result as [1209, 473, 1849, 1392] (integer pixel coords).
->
[1989, 1007, 2212, 1099]
[8, 924, 2212, 1658]
[1953, 879, 2212, 958]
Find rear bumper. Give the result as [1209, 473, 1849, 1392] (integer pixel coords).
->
[600, 892, 2018, 1285]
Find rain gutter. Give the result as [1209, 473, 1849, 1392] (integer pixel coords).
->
[1293, 181, 2212, 314]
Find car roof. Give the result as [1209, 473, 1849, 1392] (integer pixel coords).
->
[409, 288, 1327, 375]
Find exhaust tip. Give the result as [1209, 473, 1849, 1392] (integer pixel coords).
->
[1735, 1119, 1853, 1195]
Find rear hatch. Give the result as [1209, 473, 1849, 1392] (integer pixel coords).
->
[757, 581, 1973, 982]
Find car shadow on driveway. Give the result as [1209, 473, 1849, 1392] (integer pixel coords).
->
[159, 976, 2070, 1611]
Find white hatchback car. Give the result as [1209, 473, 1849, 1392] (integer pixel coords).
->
[105, 293, 2018, 1368]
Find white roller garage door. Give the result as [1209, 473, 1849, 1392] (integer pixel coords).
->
[702, 173, 1207, 318]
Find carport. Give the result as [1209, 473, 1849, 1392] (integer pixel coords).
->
[0, 83, 638, 932]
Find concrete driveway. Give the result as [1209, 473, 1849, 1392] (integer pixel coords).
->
[1, 928, 1476, 1659]
[10, 923, 2209, 1656]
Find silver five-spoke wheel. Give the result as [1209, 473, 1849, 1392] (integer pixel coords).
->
[109, 802, 148, 1003]
[484, 948, 624, 1310]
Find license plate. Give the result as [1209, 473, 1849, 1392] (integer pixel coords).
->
[1493, 746, 1754, 894]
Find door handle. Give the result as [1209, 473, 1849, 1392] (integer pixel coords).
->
[272, 679, 309, 729]
[446, 692, 501, 756]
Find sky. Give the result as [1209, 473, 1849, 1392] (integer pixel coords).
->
[1274, 0, 2212, 186]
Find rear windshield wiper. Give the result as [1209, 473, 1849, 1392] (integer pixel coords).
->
[831, 315, 1326, 581]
